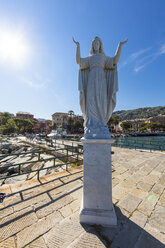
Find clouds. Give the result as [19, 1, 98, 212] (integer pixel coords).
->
[20, 74, 51, 89]
[159, 43, 165, 55]
[119, 47, 151, 70]
[120, 43, 165, 72]
[24, 79, 46, 89]
[131, 47, 151, 60]
[134, 52, 158, 72]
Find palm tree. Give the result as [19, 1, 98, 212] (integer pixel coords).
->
[67, 110, 75, 133]
[68, 110, 75, 117]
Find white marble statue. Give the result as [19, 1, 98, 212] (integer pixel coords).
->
[73, 36, 128, 139]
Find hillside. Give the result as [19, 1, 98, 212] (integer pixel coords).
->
[113, 106, 165, 121]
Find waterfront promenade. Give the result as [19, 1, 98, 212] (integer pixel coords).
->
[0, 147, 165, 247]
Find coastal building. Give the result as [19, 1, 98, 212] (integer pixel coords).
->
[118, 115, 165, 133]
[34, 120, 52, 133]
[52, 112, 68, 129]
[112, 122, 122, 132]
[16, 112, 34, 120]
[52, 112, 84, 131]
[146, 115, 165, 124]
[117, 119, 145, 132]
[129, 119, 146, 131]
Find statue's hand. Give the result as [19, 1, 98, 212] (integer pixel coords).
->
[120, 38, 128, 47]
[72, 37, 80, 47]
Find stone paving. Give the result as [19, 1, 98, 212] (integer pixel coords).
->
[0, 147, 165, 247]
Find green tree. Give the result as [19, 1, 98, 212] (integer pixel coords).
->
[67, 111, 75, 133]
[24, 119, 34, 133]
[121, 121, 132, 131]
[108, 114, 119, 132]
[0, 112, 13, 125]
[1, 118, 18, 134]
[139, 122, 165, 132]
[14, 118, 34, 133]
[72, 120, 83, 133]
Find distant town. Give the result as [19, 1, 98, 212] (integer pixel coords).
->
[0, 106, 165, 136]
[0, 110, 84, 135]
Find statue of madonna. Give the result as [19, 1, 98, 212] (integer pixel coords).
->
[73, 36, 128, 139]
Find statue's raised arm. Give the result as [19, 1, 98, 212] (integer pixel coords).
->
[113, 38, 128, 65]
[72, 37, 81, 65]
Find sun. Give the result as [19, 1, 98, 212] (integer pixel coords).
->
[0, 30, 28, 65]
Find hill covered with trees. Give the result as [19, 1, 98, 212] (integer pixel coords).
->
[113, 106, 165, 121]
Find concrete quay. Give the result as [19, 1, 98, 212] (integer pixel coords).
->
[0, 147, 165, 247]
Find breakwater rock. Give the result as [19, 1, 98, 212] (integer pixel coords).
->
[0, 138, 70, 186]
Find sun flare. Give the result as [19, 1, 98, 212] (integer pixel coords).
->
[0, 30, 28, 65]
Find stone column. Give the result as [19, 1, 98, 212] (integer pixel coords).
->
[80, 139, 117, 226]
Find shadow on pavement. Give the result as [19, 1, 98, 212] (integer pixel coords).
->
[82, 206, 165, 248]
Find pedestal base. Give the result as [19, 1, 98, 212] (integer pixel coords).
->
[80, 205, 117, 227]
[80, 138, 117, 227]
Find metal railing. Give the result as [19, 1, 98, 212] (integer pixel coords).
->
[0, 143, 83, 181]
[1, 135, 164, 183]
[27, 135, 81, 148]
[33, 135, 165, 152]
[112, 137, 165, 151]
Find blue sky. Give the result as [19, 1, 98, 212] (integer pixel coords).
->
[0, 0, 165, 119]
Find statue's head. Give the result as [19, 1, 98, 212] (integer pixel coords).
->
[90, 36, 105, 56]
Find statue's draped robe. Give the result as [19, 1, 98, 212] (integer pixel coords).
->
[78, 54, 118, 136]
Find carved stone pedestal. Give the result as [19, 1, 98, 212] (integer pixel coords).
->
[80, 139, 117, 227]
